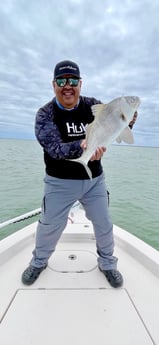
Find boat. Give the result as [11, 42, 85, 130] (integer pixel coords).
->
[0, 202, 159, 344]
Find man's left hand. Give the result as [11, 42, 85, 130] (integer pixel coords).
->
[90, 147, 106, 161]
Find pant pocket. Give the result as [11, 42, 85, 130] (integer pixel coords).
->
[107, 190, 110, 206]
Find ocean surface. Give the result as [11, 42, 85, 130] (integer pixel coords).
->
[0, 139, 159, 250]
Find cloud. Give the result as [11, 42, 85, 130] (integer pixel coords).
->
[0, 0, 159, 146]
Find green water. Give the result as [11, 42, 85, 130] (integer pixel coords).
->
[0, 139, 159, 250]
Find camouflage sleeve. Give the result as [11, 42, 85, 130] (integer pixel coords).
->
[35, 104, 83, 159]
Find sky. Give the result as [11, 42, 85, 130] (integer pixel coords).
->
[0, 0, 159, 147]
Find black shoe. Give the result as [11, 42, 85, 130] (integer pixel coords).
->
[99, 268, 123, 288]
[21, 264, 47, 285]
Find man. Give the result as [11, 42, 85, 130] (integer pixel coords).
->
[22, 60, 136, 287]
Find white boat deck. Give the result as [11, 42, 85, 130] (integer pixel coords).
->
[0, 205, 159, 344]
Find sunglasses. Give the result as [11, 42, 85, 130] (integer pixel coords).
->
[55, 78, 80, 87]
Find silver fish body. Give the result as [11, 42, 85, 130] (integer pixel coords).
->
[70, 96, 141, 178]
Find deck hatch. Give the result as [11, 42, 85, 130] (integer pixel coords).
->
[0, 289, 153, 344]
[49, 250, 97, 272]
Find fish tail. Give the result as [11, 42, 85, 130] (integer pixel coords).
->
[70, 159, 92, 179]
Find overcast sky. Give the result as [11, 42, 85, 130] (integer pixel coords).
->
[0, 0, 159, 147]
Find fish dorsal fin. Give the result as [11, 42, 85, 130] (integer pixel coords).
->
[86, 104, 107, 139]
[116, 126, 134, 144]
[91, 103, 107, 117]
[85, 122, 94, 139]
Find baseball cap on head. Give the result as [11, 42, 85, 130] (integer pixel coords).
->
[54, 60, 80, 79]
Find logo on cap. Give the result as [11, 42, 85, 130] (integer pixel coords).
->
[59, 65, 77, 71]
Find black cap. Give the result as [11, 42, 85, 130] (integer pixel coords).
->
[54, 60, 80, 79]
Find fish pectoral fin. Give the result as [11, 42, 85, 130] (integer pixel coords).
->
[116, 127, 134, 144]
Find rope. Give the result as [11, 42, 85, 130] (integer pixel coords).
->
[13, 210, 41, 223]
[0, 208, 41, 230]
[0, 201, 81, 231]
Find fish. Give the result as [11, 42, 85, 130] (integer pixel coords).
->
[69, 96, 141, 179]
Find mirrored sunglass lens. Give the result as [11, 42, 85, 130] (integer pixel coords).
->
[68, 78, 79, 86]
[56, 79, 66, 87]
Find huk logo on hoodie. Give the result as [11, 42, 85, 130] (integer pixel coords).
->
[66, 122, 88, 137]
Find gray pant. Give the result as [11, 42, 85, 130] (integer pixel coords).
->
[31, 173, 118, 270]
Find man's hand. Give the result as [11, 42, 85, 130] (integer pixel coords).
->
[90, 147, 106, 161]
[129, 111, 138, 129]
[80, 140, 106, 161]
[80, 139, 87, 150]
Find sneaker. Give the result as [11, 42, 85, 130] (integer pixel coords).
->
[99, 268, 123, 288]
[21, 264, 47, 285]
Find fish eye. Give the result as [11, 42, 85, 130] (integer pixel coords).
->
[120, 113, 126, 121]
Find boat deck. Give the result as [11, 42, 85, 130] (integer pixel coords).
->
[0, 206, 159, 344]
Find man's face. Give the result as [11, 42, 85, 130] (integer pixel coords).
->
[53, 74, 82, 109]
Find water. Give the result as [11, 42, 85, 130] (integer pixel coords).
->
[0, 139, 159, 250]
